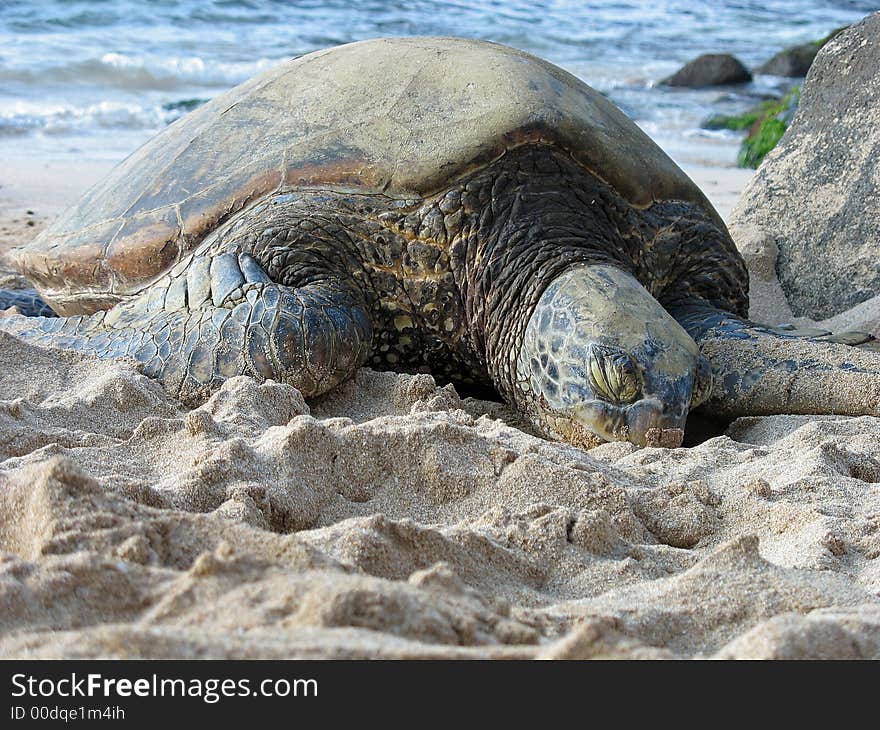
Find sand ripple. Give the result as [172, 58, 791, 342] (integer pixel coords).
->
[1, 331, 879, 658]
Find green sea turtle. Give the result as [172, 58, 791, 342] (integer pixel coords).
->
[1, 37, 877, 449]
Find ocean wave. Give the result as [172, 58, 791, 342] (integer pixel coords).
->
[685, 127, 742, 141]
[0, 0, 872, 168]
[0, 98, 204, 137]
[0, 52, 281, 91]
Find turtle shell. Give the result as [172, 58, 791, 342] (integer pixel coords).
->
[17, 37, 719, 315]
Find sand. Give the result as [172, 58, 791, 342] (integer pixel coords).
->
[0, 159, 111, 286]
[2, 159, 880, 660]
[682, 164, 753, 224]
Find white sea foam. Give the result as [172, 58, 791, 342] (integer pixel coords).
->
[0, 99, 176, 136]
[0, 53, 281, 91]
[0, 0, 873, 166]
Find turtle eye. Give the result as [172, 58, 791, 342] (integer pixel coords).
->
[587, 344, 641, 405]
[690, 355, 714, 408]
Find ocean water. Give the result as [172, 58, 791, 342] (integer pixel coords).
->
[0, 0, 876, 168]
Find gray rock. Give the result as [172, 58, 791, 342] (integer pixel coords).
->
[730, 13, 880, 322]
[757, 42, 822, 77]
[661, 54, 752, 87]
[756, 28, 846, 77]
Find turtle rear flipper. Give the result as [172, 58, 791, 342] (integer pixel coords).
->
[671, 304, 880, 419]
[0, 253, 372, 405]
[767, 323, 875, 347]
[0, 287, 56, 318]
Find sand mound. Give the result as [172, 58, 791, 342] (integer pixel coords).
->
[1, 331, 879, 658]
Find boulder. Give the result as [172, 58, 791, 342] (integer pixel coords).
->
[661, 54, 751, 87]
[729, 13, 880, 324]
[757, 41, 821, 77]
[756, 28, 846, 77]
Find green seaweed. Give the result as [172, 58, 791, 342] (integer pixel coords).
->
[702, 86, 800, 169]
[737, 118, 786, 168]
[738, 86, 799, 168]
[703, 110, 763, 131]
[702, 97, 781, 131]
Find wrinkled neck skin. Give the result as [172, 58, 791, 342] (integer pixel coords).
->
[511, 264, 710, 448]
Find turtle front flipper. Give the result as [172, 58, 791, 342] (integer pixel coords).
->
[0, 252, 372, 405]
[670, 303, 880, 419]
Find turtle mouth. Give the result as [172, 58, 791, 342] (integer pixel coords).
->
[567, 397, 686, 448]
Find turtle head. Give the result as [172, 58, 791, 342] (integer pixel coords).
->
[515, 264, 712, 448]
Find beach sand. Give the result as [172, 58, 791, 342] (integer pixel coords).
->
[2, 159, 880, 659]
[0, 160, 112, 282]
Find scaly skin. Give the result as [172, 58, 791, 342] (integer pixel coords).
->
[1, 144, 748, 441]
[2, 255, 372, 405]
[0, 288, 55, 317]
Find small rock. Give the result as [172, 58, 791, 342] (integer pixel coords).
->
[661, 53, 752, 87]
[756, 28, 846, 77]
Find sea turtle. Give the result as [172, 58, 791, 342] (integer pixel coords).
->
[2, 37, 878, 449]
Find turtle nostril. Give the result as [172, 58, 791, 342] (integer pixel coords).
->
[587, 343, 641, 404]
